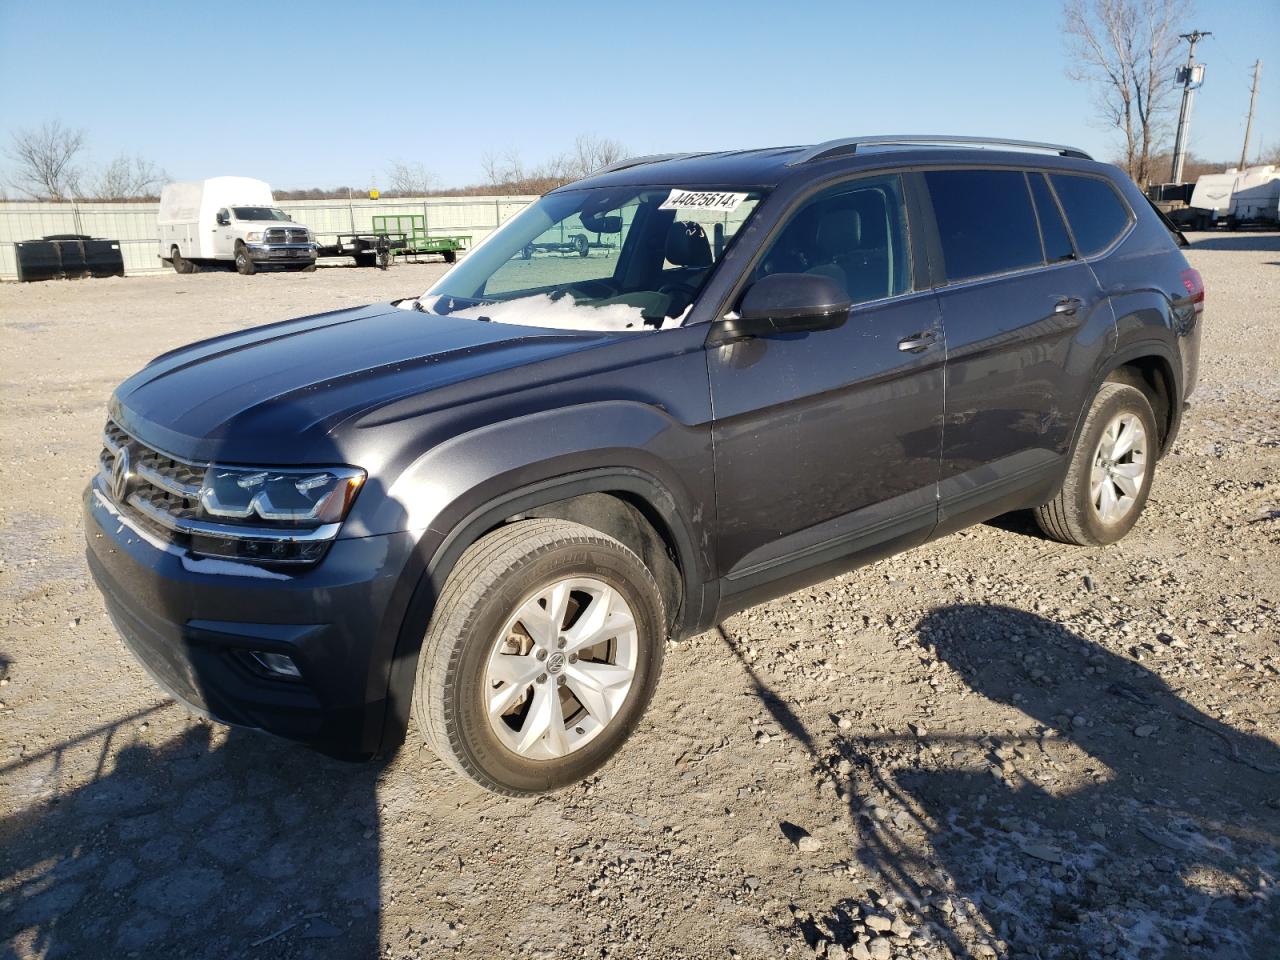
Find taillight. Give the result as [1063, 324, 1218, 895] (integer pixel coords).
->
[1180, 268, 1205, 314]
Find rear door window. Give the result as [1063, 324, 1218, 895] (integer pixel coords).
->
[1049, 174, 1131, 256]
[924, 169, 1043, 282]
[1028, 173, 1076, 263]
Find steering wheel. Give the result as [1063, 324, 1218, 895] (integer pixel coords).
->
[658, 281, 698, 300]
[658, 281, 699, 317]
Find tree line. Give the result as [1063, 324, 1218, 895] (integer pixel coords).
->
[1, 125, 627, 202]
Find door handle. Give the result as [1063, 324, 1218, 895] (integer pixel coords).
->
[897, 330, 937, 353]
[1054, 296, 1083, 315]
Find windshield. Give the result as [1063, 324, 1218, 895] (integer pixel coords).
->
[421, 185, 766, 332]
[232, 207, 291, 222]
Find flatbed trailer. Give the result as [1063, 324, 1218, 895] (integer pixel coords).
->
[314, 219, 470, 269]
[314, 233, 402, 268]
[370, 215, 470, 263]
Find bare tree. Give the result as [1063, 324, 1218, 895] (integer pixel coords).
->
[1064, 0, 1188, 184]
[385, 160, 437, 196]
[476, 135, 628, 194]
[90, 154, 167, 200]
[5, 120, 86, 199]
[569, 134, 626, 177]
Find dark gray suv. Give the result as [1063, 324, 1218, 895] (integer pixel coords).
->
[85, 135, 1203, 795]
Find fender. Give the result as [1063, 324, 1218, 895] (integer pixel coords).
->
[367, 403, 716, 754]
[1071, 334, 1184, 465]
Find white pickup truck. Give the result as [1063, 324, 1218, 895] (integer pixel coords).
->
[158, 177, 317, 275]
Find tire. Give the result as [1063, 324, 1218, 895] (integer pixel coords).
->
[300, 262, 316, 273]
[521, 244, 533, 260]
[442, 249, 456, 264]
[414, 519, 667, 796]
[171, 247, 193, 275]
[574, 234, 589, 257]
[234, 244, 256, 275]
[1034, 382, 1158, 546]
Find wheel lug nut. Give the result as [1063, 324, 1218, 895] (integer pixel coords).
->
[536, 649, 547, 661]
[556, 675, 566, 687]
[568, 653, 578, 664]
[536, 674, 547, 684]
[557, 636, 567, 649]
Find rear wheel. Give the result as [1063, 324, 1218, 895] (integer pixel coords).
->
[1034, 382, 1158, 546]
[234, 243, 256, 275]
[171, 246, 193, 274]
[442, 249, 456, 264]
[414, 519, 666, 796]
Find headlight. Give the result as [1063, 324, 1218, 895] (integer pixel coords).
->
[200, 465, 365, 524]
[188, 465, 365, 566]
[245, 231, 262, 242]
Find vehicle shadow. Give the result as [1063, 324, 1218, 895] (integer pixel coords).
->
[1184, 233, 1280, 252]
[1, 711, 383, 958]
[720, 604, 1280, 959]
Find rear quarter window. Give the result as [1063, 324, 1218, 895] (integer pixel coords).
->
[1049, 174, 1132, 256]
[924, 169, 1043, 282]
[1028, 173, 1076, 263]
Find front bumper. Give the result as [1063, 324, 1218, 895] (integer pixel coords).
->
[84, 482, 417, 758]
[245, 242, 317, 264]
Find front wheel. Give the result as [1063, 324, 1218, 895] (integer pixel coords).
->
[1034, 382, 1158, 546]
[234, 244, 256, 275]
[413, 519, 666, 795]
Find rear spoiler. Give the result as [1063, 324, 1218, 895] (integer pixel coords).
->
[1144, 196, 1189, 248]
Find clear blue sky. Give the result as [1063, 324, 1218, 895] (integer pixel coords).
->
[1, 0, 1276, 189]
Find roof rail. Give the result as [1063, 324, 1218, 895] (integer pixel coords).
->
[591, 153, 698, 176]
[787, 135, 1093, 166]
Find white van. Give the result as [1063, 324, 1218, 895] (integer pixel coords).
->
[157, 177, 317, 275]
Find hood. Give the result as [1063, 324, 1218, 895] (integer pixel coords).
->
[111, 302, 612, 463]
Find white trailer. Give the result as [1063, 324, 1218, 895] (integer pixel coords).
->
[1186, 165, 1280, 229]
[157, 177, 317, 275]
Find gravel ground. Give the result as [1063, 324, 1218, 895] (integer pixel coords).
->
[1, 237, 1277, 960]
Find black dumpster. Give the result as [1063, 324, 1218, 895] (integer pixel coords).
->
[14, 234, 126, 282]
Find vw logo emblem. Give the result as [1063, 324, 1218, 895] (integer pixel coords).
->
[111, 446, 134, 503]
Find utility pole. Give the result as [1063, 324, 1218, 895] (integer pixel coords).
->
[1170, 29, 1211, 185]
[1239, 59, 1262, 171]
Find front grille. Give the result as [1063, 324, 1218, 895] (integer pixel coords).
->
[100, 420, 205, 538]
[264, 227, 308, 244]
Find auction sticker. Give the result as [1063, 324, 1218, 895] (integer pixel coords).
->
[659, 189, 749, 212]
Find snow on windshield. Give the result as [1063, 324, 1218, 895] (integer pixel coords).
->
[449, 294, 685, 332]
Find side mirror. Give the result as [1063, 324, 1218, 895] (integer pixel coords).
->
[711, 273, 851, 341]
[216, 212, 230, 226]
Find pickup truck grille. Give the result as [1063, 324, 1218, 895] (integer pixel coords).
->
[99, 420, 204, 535]
[263, 227, 309, 244]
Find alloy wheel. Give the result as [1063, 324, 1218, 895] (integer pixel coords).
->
[1090, 412, 1147, 523]
[484, 577, 638, 760]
